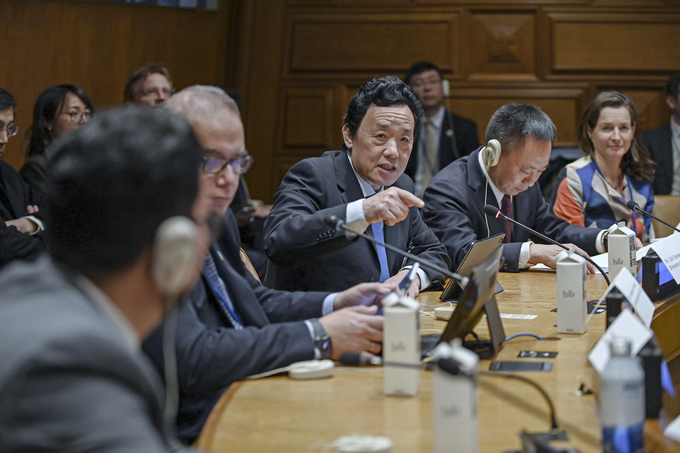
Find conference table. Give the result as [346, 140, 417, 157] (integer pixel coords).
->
[195, 269, 680, 453]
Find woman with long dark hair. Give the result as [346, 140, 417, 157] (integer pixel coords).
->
[21, 84, 94, 195]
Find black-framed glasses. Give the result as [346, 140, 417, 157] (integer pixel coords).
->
[202, 153, 253, 175]
[0, 124, 18, 138]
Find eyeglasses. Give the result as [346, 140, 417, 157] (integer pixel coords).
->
[202, 153, 253, 175]
[64, 110, 91, 124]
[0, 124, 18, 138]
[141, 87, 175, 100]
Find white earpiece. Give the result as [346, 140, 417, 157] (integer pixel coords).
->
[442, 79, 450, 97]
[152, 216, 200, 297]
[483, 139, 502, 167]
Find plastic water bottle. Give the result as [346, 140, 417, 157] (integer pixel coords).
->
[599, 337, 645, 453]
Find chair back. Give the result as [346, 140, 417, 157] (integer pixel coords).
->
[651, 195, 680, 238]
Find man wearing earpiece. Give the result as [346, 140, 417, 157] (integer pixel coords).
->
[0, 107, 206, 451]
[403, 61, 480, 198]
[142, 85, 390, 445]
[423, 103, 607, 272]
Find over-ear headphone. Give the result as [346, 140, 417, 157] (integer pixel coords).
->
[483, 139, 502, 167]
[152, 216, 200, 297]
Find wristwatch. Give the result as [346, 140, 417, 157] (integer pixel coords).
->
[309, 318, 333, 359]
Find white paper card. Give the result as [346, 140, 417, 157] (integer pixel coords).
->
[650, 234, 680, 285]
[664, 414, 680, 443]
[588, 309, 652, 374]
[602, 268, 655, 328]
[590, 253, 609, 273]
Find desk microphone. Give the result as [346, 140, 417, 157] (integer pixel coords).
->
[482, 205, 610, 285]
[339, 353, 424, 369]
[626, 200, 680, 234]
[326, 216, 468, 287]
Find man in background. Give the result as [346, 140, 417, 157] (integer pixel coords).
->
[404, 61, 479, 197]
[0, 106, 205, 451]
[0, 88, 45, 269]
[642, 71, 680, 195]
[124, 64, 175, 107]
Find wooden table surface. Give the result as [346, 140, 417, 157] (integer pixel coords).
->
[196, 270, 680, 453]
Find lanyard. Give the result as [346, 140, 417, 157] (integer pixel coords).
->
[206, 273, 243, 328]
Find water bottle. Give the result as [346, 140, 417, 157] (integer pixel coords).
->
[599, 337, 645, 453]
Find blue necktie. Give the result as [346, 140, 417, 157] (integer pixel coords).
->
[204, 253, 243, 329]
[371, 221, 390, 283]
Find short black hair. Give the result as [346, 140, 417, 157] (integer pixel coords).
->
[404, 61, 444, 86]
[666, 72, 680, 99]
[28, 84, 95, 158]
[342, 76, 423, 152]
[45, 106, 202, 279]
[485, 103, 557, 153]
[0, 88, 17, 112]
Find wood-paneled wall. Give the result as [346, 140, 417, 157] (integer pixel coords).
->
[0, 0, 232, 169]
[2, 0, 679, 203]
[231, 0, 680, 202]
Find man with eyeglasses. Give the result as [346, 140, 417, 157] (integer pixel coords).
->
[0, 88, 46, 269]
[142, 85, 389, 445]
[124, 64, 175, 107]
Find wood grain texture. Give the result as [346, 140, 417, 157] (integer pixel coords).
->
[197, 270, 680, 452]
[0, 0, 230, 170]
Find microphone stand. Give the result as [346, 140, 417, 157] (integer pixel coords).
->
[482, 205, 610, 285]
[627, 200, 680, 235]
[328, 216, 469, 288]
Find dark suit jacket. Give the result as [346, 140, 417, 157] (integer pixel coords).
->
[263, 150, 451, 292]
[422, 148, 601, 272]
[0, 256, 190, 452]
[143, 210, 326, 444]
[642, 124, 673, 195]
[0, 161, 45, 269]
[404, 108, 480, 180]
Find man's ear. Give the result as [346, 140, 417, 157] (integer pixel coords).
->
[341, 124, 353, 150]
[666, 95, 678, 111]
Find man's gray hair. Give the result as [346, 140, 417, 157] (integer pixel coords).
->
[484, 103, 556, 153]
[165, 85, 240, 122]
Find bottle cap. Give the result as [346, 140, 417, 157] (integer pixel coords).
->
[610, 337, 632, 356]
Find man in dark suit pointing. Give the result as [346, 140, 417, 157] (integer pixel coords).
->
[263, 76, 450, 298]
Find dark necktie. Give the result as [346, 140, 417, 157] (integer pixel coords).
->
[501, 194, 513, 243]
[204, 253, 243, 329]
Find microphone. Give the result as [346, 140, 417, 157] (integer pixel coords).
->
[339, 353, 423, 369]
[626, 200, 680, 234]
[483, 204, 610, 285]
[326, 216, 468, 287]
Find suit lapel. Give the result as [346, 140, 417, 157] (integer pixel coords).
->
[207, 244, 268, 328]
[337, 151, 400, 275]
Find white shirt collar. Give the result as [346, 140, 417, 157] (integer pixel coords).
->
[74, 275, 139, 351]
[671, 117, 680, 139]
[477, 149, 507, 206]
[425, 106, 446, 129]
[347, 151, 383, 196]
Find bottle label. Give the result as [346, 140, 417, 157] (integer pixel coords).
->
[602, 422, 644, 453]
